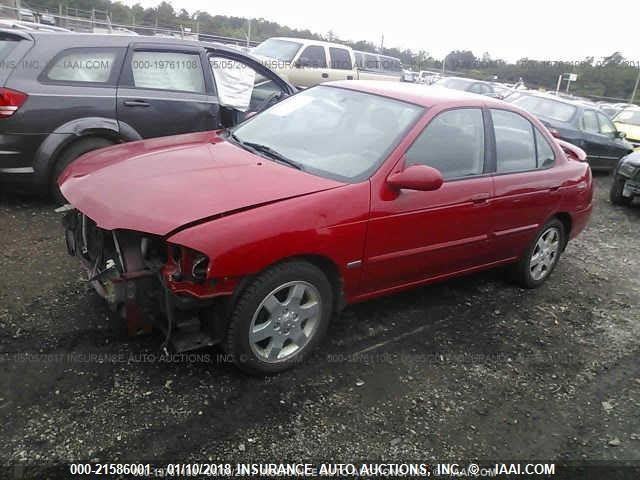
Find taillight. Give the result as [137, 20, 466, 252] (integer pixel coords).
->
[0, 88, 27, 118]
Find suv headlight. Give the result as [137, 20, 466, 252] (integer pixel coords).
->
[619, 162, 638, 178]
[167, 244, 209, 283]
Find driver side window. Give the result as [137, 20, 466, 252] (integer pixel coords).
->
[405, 108, 485, 180]
[597, 112, 616, 136]
[209, 56, 286, 120]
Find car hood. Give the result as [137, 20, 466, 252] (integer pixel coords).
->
[59, 131, 345, 236]
[615, 122, 640, 142]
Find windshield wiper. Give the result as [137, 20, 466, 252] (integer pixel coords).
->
[225, 131, 304, 171]
[243, 142, 305, 171]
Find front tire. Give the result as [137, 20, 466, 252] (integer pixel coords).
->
[610, 175, 631, 206]
[512, 218, 565, 289]
[225, 261, 333, 375]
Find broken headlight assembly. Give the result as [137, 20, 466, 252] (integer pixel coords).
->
[166, 244, 210, 283]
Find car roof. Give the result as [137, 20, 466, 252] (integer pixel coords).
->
[2, 29, 238, 51]
[325, 80, 507, 108]
[268, 36, 351, 49]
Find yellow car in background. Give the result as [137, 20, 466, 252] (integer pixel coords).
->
[613, 108, 640, 150]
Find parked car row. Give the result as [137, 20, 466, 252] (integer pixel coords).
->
[506, 92, 635, 171]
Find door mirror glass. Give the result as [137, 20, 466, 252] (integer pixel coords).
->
[387, 165, 444, 191]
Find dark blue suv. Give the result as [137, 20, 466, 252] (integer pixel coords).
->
[0, 30, 295, 201]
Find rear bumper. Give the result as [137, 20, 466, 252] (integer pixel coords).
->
[570, 203, 593, 240]
[0, 133, 48, 191]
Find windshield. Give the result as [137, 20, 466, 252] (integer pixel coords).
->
[437, 78, 473, 90]
[231, 86, 423, 181]
[253, 39, 302, 63]
[513, 95, 577, 122]
[615, 109, 640, 126]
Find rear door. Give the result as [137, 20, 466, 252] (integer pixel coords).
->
[116, 43, 219, 139]
[327, 47, 355, 81]
[488, 108, 562, 262]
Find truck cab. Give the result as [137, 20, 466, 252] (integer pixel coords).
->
[252, 37, 402, 88]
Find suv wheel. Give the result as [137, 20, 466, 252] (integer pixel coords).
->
[51, 137, 115, 204]
[610, 175, 631, 206]
[225, 261, 333, 375]
[512, 218, 565, 289]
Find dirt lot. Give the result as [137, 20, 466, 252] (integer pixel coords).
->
[1, 174, 639, 477]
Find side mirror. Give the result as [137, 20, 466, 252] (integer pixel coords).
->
[387, 164, 444, 192]
[616, 130, 627, 139]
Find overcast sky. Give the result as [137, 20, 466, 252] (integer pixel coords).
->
[124, 0, 640, 63]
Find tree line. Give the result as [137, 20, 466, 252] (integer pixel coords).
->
[28, 0, 640, 103]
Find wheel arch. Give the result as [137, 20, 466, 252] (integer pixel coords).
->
[229, 254, 345, 316]
[32, 117, 142, 187]
[553, 212, 572, 250]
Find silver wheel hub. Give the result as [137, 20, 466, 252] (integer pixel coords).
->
[249, 281, 321, 363]
[529, 227, 560, 281]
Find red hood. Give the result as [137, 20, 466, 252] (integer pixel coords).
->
[59, 131, 344, 236]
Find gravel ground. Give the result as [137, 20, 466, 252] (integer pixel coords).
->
[0, 174, 639, 477]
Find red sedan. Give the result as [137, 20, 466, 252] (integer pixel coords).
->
[59, 81, 593, 374]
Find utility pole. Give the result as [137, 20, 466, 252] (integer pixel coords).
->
[631, 66, 640, 105]
[246, 17, 251, 47]
[380, 33, 384, 52]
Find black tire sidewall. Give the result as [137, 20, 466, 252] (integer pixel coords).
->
[516, 219, 565, 289]
[226, 261, 333, 375]
[51, 137, 114, 203]
[610, 175, 631, 206]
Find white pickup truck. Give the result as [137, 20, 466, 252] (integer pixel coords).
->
[252, 37, 403, 88]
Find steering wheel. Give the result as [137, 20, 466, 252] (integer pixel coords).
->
[251, 91, 284, 115]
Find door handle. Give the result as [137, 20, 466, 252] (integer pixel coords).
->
[123, 100, 150, 107]
[346, 75, 354, 80]
[321, 73, 329, 78]
[470, 193, 490, 203]
[549, 185, 560, 192]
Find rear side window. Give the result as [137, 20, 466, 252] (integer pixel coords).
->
[131, 51, 205, 93]
[329, 47, 352, 70]
[0, 37, 18, 62]
[535, 129, 555, 168]
[354, 52, 364, 68]
[364, 54, 379, 70]
[405, 108, 485, 180]
[492, 109, 536, 173]
[45, 49, 118, 83]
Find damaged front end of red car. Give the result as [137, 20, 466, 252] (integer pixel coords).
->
[61, 209, 234, 352]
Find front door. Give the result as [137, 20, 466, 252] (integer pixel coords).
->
[362, 107, 493, 293]
[580, 109, 625, 169]
[117, 44, 219, 139]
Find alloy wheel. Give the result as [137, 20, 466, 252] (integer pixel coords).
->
[249, 281, 322, 363]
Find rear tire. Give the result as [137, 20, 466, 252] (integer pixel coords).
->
[511, 218, 565, 289]
[51, 137, 115, 204]
[225, 261, 333, 375]
[610, 175, 631, 206]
